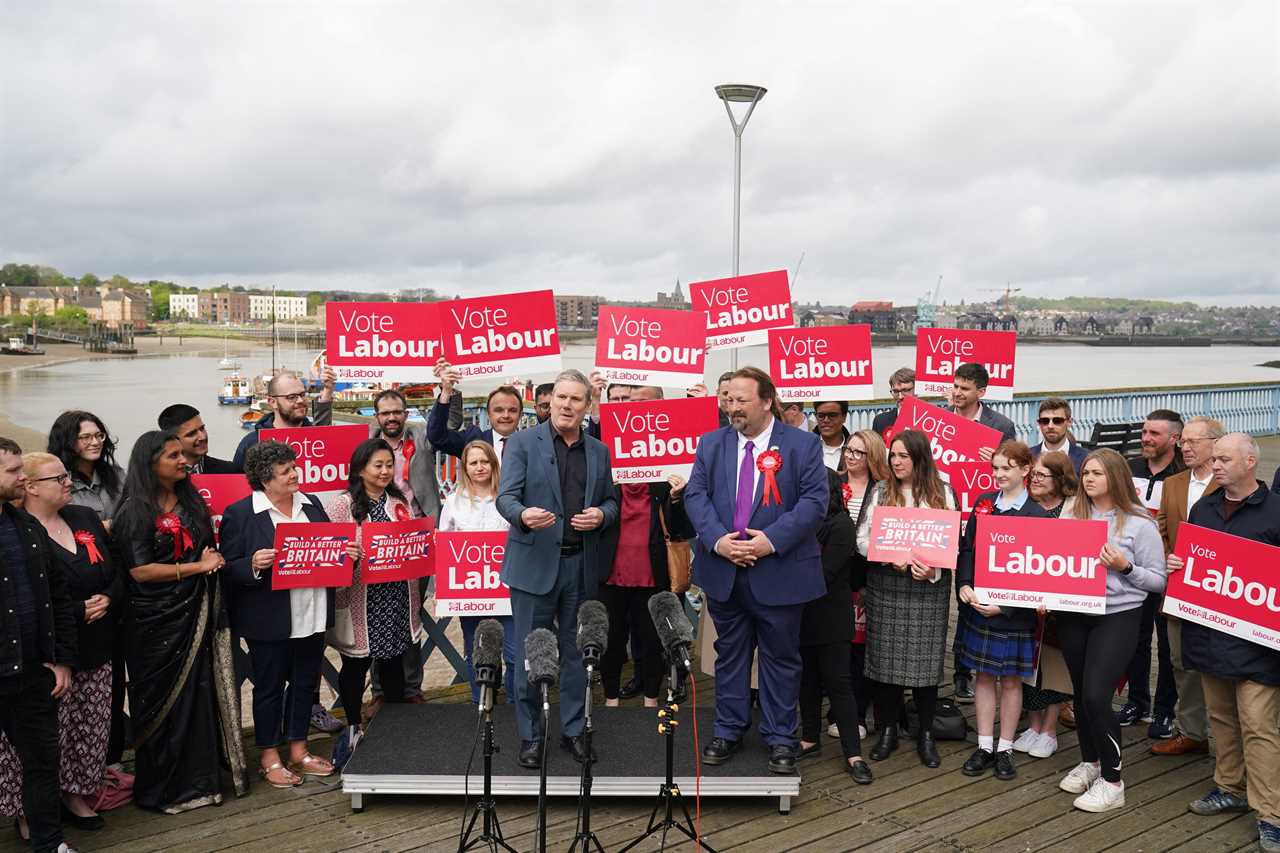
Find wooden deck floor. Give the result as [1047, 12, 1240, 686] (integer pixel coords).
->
[3, 658, 1262, 853]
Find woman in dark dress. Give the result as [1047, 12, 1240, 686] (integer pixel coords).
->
[114, 430, 248, 813]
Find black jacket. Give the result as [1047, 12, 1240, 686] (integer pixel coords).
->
[231, 402, 334, 473]
[871, 408, 897, 439]
[1181, 482, 1280, 686]
[802, 504, 856, 646]
[596, 482, 693, 592]
[219, 492, 336, 642]
[955, 491, 1049, 631]
[197, 455, 239, 475]
[55, 504, 125, 670]
[0, 503, 78, 676]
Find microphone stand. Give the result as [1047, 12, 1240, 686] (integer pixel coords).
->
[569, 656, 604, 853]
[619, 657, 717, 853]
[459, 671, 517, 853]
[536, 680, 551, 853]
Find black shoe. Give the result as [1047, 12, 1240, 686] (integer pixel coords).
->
[869, 727, 899, 761]
[917, 732, 941, 768]
[1148, 715, 1175, 740]
[618, 675, 641, 700]
[953, 673, 975, 703]
[702, 736, 741, 765]
[847, 759, 874, 785]
[797, 741, 821, 760]
[768, 745, 797, 775]
[518, 740, 542, 769]
[1115, 701, 1148, 727]
[994, 749, 1016, 781]
[962, 747, 995, 777]
[60, 804, 105, 831]
[560, 735, 596, 764]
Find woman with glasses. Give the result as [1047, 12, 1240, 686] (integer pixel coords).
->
[47, 411, 124, 522]
[0, 453, 123, 841]
[1013, 451, 1080, 760]
[855, 429, 958, 768]
[954, 441, 1048, 782]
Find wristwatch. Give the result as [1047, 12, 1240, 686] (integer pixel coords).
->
[1120, 561, 1133, 575]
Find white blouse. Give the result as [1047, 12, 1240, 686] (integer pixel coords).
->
[855, 483, 957, 583]
[438, 490, 510, 532]
[252, 491, 329, 638]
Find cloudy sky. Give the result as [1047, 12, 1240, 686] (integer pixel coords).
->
[2, 1, 1277, 306]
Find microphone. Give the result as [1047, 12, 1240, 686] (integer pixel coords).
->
[525, 627, 559, 715]
[575, 600, 609, 668]
[647, 591, 694, 672]
[473, 619, 504, 714]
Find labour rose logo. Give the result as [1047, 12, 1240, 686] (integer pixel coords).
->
[841, 482, 855, 505]
[974, 498, 996, 515]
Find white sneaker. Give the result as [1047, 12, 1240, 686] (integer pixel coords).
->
[1012, 729, 1040, 753]
[827, 722, 840, 738]
[1029, 733, 1058, 759]
[1073, 777, 1125, 812]
[859, 724, 867, 740]
[1060, 761, 1101, 794]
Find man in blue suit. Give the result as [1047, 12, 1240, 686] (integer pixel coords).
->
[1030, 397, 1089, 473]
[497, 369, 618, 768]
[427, 359, 525, 464]
[685, 367, 829, 774]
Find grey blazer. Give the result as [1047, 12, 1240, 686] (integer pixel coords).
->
[495, 420, 619, 598]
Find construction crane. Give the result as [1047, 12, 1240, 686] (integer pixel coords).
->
[981, 284, 1022, 314]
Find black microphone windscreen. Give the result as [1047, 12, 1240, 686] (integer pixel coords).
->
[576, 600, 609, 657]
[524, 628, 559, 686]
[647, 591, 694, 657]
[473, 619, 505, 672]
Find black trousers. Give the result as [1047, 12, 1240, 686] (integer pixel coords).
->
[0, 668, 63, 853]
[875, 682, 937, 739]
[246, 633, 326, 748]
[800, 642, 863, 758]
[597, 584, 663, 699]
[1057, 606, 1143, 783]
[1125, 595, 1177, 718]
[338, 654, 406, 726]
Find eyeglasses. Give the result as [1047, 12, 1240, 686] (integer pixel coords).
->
[1037, 417, 1068, 426]
[77, 432, 107, 444]
[890, 386, 914, 398]
[843, 448, 867, 458]
[271, 392, 308, 403]
[1182, 436, 1215, 445]
[814, 411, 844, 420]
[32, 473, 71, 485]
[376, 409, 407, 418]
[1030, 471, 1056, 480]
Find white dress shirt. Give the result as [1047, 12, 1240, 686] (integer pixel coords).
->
[1186, 468, 1213, 517]
[821, 440, 843, 471]
[439, 490, 510, 532]
[493, 432, 511, 464]
[252, 491, 328, 639]
[735, 416, 776, 502]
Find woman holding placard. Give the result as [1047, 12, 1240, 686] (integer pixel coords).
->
[438, 439, 516, 705]
[1017, 450, 1080, 758]
[1057, 448, 1165, 813]
[222, 440, 346, 788]
[955, 440, 1047, 781]
[855, 429, 958, 769]
[326, 439, 422, 753]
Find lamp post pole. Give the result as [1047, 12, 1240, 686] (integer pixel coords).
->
[714, 84, 766, 371]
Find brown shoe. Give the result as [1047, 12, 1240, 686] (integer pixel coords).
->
[361, 696, 385, 722]
[405, 693, 427, 705]
[1059, 701, 1076, 729]
[1151, 734, 1208, 756]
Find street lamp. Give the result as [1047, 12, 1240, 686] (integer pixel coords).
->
[714, 83, 767, 278]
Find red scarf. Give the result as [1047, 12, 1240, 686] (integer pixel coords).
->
[156, 512, 194, 561]
[73, 530, 103, 564]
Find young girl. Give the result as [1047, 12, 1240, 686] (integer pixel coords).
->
[1057, 449, 1166, 813]
[955, 441, 1048, 781]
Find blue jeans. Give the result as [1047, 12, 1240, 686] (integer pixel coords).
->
[459, 614, 517, 704]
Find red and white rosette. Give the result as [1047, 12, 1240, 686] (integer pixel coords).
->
[757, 448, 783, 507]
[974, 498, 996, 515]
[156, 512, 194, 561]
[73, 530, 103, 564]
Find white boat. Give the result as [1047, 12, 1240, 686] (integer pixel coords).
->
[218, 372, 253, 405]
[218, 336, 241, 371]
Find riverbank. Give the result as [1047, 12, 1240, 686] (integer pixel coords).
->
[0, 337, 243, 376]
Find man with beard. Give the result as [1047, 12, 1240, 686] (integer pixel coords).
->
[1030, 397, 1088, 473]
[157, 404, 237, 474]
[232, 368, 337, 472]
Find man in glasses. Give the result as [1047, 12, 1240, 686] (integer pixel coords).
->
[871, 367, 915, 439]
[157, 404, 238, 474]
[232, 367, 337, 472]
[534, 382, 554, 424]
[1030, 398, 1087, 473]
[812, 401, 850, 471]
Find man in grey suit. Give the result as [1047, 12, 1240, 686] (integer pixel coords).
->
[497, 369, 618, 768]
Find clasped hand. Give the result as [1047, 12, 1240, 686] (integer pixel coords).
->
[893, 556, 938, 582]
[520, 506, 604, 532]
[716, 529, 774, 567]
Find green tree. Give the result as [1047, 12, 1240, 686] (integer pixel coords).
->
[79, 273, 101, 289]
[54, 305, 88, 327]
[1, 264, 39, 287]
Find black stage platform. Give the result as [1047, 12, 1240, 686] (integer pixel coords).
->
[341, 703, 801, 813]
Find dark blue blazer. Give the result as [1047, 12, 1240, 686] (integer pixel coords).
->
[220, 492, 335, 642]
[1031, 441, 1089, 473]
[426, 397, 495, 457]
[685, 420, 828, 607]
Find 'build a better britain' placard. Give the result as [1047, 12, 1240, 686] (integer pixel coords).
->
[271, 522, 355, 590]
[768, 325, 874, 402]
[593, 306, 706, 388]
[689, 270, 793, 350]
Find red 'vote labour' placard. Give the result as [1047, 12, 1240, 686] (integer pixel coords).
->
[914, 328, 1017, 400]
[593, 306, 707, 388]
[271, 521, 356, 590]
[600, 396, 721, 483]
[867, 506, 963, 569]
[435, 531, 511, 617]
[259, 424, 368, 496]
[949, 461, 997, 521]
[974, 515, 1109, 614]
[890, 396, 1004, 484]
[190, 474, 253, 543]
[438, 289, 561, 380]
[326, 301, 443, 383]
[768, 324, 874, 402]
[1165, 524, 1280, 652]
[689, 270, 794, 350]
[360, 518, 435, 584]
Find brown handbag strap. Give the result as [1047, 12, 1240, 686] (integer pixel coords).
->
[657, 504, 675, 542]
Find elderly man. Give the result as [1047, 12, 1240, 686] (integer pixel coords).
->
[685, 367, 828, 775]
[232, 368, 337, 472]
[1171, 433, 1280, 852]
[497, 370, 618, 768]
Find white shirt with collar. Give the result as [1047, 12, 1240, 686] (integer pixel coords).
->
[1186, 468, 1213, 517]
[492, 431, 512, 463]
[1040, 437, 1074, 455]
[252, 490, 328, 639]
[735, 416, 776, 501]
[821, 440, 843, 471]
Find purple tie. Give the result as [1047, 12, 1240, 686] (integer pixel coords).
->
[733, 440, 756, 536]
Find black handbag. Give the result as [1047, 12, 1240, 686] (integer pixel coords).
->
[904, 698, 969, 741]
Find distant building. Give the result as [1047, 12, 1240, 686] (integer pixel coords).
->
[958, 311, 1017, 332]
[848, 300, 914, 332]
[0, 285, 59, 317]
[199, 290, 251, 324]
[169, 293, 200, 320]
[249, 294, 308, 321]
[101, 288, 151, 328]
[555, 294, 602, 329]
[656, 280, 687, 308]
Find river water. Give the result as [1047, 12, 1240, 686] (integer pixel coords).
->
[1, 341, 1277, 460]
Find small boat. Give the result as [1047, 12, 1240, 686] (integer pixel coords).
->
[218, 373, 253, 406]
[240, 410, 263, 429]
[2, 337, 45, 355]
[218, 336, 241, 371]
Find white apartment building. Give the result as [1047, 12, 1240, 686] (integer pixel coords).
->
[248, 294, 309, 320]
[169, 293, 200, 319]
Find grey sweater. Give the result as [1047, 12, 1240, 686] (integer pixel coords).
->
[1091, 507, 1167, 613]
